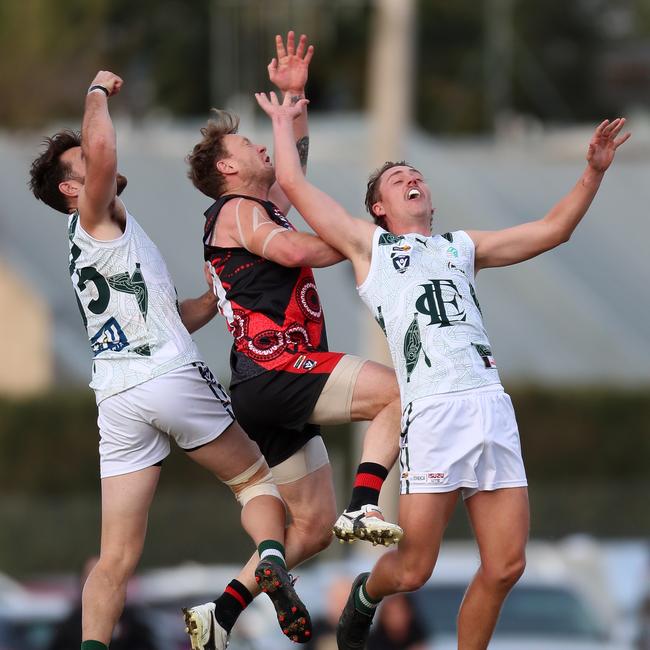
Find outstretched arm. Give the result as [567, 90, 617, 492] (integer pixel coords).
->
[266, 31, 314, 214]
[468, 118, 631, 272]
[78, 70, 125, 235]
[256, 91, 376, 283]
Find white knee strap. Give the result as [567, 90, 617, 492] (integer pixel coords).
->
[224, 457, 281, 506]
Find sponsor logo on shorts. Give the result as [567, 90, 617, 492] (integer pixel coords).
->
[401, 471, 448, 484]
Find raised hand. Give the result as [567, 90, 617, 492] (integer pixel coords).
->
[267, 31, 314, 94]
[587, 118, 631, 172]
[255, 91, 309, 121]
[89, 70, 123, 96]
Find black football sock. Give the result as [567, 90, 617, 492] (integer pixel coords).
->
[213, 579, 253, 633]
[347, 462, 388, 511]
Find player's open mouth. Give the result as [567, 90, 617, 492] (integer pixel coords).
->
[406, 188, 421, 200]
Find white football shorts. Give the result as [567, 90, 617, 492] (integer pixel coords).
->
[97, 361, 234, 478]
[399, 385, 527, 499]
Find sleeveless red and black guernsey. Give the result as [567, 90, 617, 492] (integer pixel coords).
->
[203, 194, 343, 466]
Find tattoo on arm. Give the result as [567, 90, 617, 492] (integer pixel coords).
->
[290, 94, 304, 105]
[296, 136, 310, 168]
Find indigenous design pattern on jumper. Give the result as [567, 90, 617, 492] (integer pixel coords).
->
[203, 195, 330, 385]
[68, 208, 201, 403]
[358, 228, 501, 404]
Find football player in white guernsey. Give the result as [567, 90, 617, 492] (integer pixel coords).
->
[256, 90, 631, 650]
[29, 71, 313, 650]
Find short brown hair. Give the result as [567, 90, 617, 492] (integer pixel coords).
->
[365, 160, 418, 229]
[187, 109, 240, 199]
[28, 130, 81, 214]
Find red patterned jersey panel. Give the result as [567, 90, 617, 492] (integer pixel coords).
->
[203, 195, 330, 385]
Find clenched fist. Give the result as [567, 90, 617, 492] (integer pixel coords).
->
[88, 70, 123, 97]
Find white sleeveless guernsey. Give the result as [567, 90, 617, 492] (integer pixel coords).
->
[67, 206, 202, 403]
[358, 228, 501, 405]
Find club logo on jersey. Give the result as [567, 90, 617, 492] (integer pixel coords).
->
[90, 317, 128, 356]
[415, 280, 467, 327]
[472, 342, 497, 369]
[392, 254, 410, 273]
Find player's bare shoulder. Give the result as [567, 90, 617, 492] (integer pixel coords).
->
[211, 196, 275, 248]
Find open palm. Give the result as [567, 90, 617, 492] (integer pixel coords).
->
[587, 118, 630, 172]
[255, 91, 308, 120]
[268, 31, 314, 93]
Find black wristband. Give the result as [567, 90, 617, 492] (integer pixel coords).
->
[88, 84, 109, 97]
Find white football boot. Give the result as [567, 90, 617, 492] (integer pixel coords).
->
[332, 504, 404, 546]
[182, 602, 229, 650]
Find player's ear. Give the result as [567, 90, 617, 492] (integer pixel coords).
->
[216, 158, 237, 175]
[372, 201, 385, 217]
[59, 179, 81, 199]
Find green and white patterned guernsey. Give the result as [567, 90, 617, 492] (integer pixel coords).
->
[68, 205, 202, 403]
[358, 228, 502, 404]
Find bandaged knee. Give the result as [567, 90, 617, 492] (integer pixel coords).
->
[224, 456, 281, 506]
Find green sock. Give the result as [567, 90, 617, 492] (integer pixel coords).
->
[258, 539, 286, 568]
[81, 641, 108, 650]
[354, 577, 381, 616]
